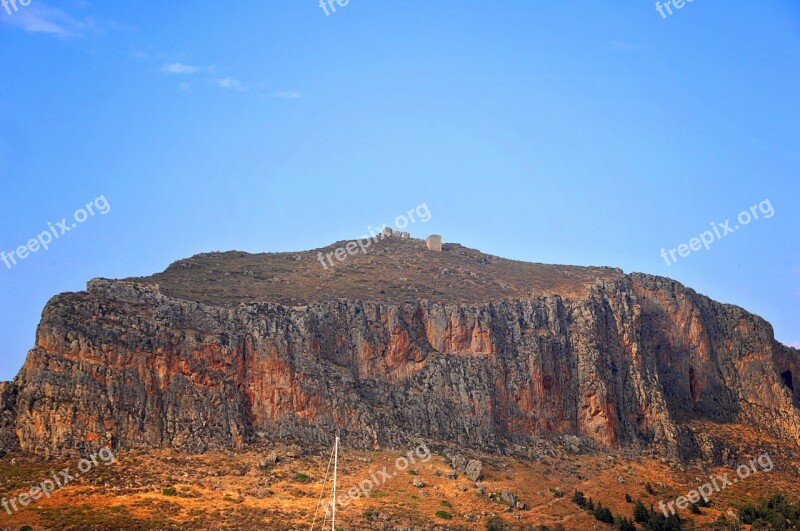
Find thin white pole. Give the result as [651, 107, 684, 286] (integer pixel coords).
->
[331, 435, 339, 531]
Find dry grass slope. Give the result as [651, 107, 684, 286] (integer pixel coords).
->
[1, 431, 798, 530]
[129, 237, 623, 307]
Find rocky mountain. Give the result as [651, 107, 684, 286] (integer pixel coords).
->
[1, 235, 798, 461]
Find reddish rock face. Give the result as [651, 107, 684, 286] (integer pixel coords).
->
[1, 255, 799, 461]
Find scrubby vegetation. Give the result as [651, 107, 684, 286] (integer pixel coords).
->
[572, 489, 587, 507]
[737, 493, 800, 530]
[632, 499, 682, 531]
[572, 490, 636, 529]
[593, 502, 613, 523]
[3, 448, 794, 530]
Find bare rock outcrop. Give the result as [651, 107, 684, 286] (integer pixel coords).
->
[0, 244, 798, 461]
[0, 381, 19, 453]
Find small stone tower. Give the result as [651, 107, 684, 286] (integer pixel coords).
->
[426, 234, 442, 251]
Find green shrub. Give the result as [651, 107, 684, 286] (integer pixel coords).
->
[572, 489, 587, 508]
[439, 499, 452, 508]
[615, 516, 635, 531]
[633, 500, 649, 523]
[435, 510, 452, 519]
[593, 503, 613, 524]
[631, 500, 682, 531]
[737, 493, 800, 528]
[162, 487, 177, 496]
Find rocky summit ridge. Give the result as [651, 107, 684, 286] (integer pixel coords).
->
[1, 235, 798, 463]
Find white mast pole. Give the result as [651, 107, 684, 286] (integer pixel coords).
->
[331, 435, 339, 531]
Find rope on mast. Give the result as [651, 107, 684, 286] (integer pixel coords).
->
[309, 442, 336, 531]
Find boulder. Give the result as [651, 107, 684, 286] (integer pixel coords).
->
[500, 491, 517, 507]
[465, 459, 483, 482]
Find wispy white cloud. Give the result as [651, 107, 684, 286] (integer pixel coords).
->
[215, 77, 249, 92]
[0, 3, 95, 38]
[162, 62, 215, 75]
[155, 55, 268, 96]
[272, 91, 303, 99]
[156, 58, 253, 94]
[162, 62, 200, 74]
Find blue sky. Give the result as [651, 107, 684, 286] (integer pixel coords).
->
[0, 1, 798, 381]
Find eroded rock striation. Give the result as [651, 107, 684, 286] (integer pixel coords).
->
[1, 238, 798, 460]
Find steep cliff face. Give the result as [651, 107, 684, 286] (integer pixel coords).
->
[0, 381, 18, 452]
[1, 241, 798, 460]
